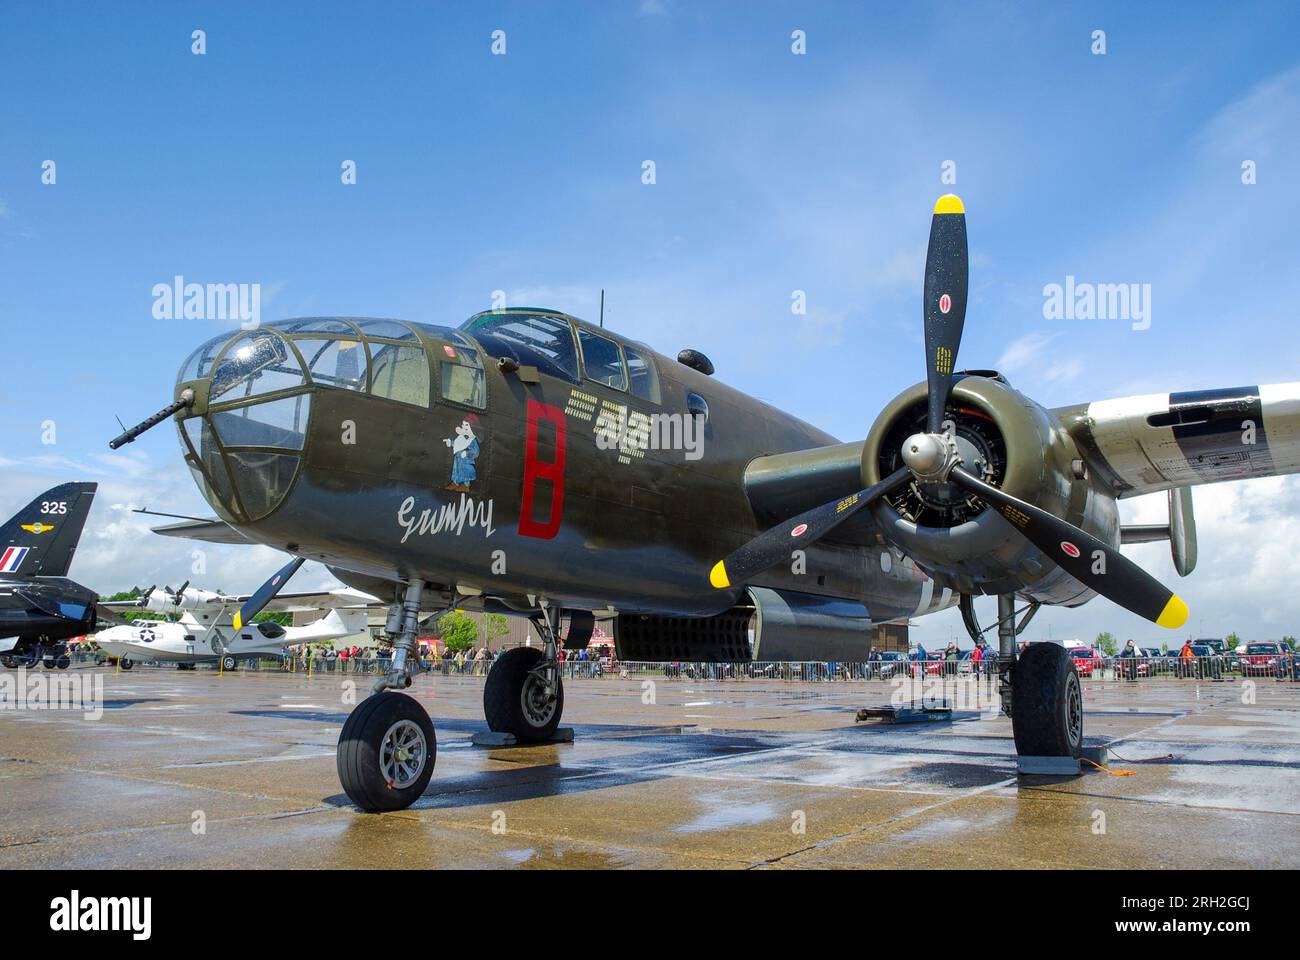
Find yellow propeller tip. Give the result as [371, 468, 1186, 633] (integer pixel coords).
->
[934, 194, 964, 214]
[232, 613, 243, 631]
[1156, 595, 1189, 630]
[709, 561, 731, 589]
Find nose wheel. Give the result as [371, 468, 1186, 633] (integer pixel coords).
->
[337, 691, 437, 811]
[338, 577, 440, 811]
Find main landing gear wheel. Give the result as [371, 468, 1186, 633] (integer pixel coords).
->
[484, 646, 565, 741]
[337, 692, 436, 812]
[55, 656, 71, 670]
[119, 658, 134, 671]
[1011, 642, 1083, 757]
[221, 655, 237, 671]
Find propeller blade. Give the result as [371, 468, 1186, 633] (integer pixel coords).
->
[923, 194, 969, 433]
[710, 467, 911, 589]
[140, 584, 156, 606]
[232, 557, 305, 630]
[173, 579, 190, 604]
[948, 466, 1188, 629]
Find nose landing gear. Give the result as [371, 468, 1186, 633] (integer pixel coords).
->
[337, 578, 440, 811]
[337, 690, 437, 811]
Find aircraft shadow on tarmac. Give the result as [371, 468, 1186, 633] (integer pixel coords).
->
[226, 707, 1194, 810]
[308, 717, 1033, 810]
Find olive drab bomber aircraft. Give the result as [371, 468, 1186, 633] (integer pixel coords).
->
[109, 195, 1300, 811]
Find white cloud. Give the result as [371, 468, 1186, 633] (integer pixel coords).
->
[0, 456, 344, 598]
[995, 332, 1081, 385]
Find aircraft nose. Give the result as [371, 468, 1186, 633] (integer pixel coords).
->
[175, 327, 311, 523]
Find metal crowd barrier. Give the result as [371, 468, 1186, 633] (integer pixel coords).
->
[62, 651, 1300, 682]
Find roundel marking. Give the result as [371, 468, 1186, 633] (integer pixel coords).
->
[939, 293, 952, 314]
[790, 523, 809, 537]
[1060, 541, 1081, 559]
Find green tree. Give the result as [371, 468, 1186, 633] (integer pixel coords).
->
[483, 613, 510, 648]
[1225, 632, 1241, 650]
[1094, 631, 1118, 656]
[437, 610, 479, 653]
[1280, 635, 1296, 650]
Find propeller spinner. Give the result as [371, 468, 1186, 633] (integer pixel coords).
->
[710, 194, 1188, 630]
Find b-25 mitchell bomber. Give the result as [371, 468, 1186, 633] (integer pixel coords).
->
[109, 195, 1300, 810]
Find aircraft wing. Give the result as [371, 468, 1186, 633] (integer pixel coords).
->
[95, 603, 128, 625]
[1056, 382, 1300, 498]
[150, 518, 252, 545]
[216, 587, 383, 612]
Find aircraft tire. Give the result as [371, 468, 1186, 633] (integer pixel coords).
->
[1011, 642, 1082, 757]
[56, 656, 71, 670]
[483, 646, 564, 741]
[337, 692, 436, 812]
[222, 655, 238, 671]
[120, 658, 134, 671]
[0, 656, 19, 669]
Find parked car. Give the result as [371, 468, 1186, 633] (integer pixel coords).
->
[1241, 642, 1289, 678]
[1069, 646, 1106, 677]
[868, 651, 909, 680]
[1187, 643, 1225, 679]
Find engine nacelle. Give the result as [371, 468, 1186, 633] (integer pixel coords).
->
[613, 587, 875, 662]
[861, 374, 1119, 603]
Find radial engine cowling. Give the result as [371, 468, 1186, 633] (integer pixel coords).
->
[861, 373, 1119, 603]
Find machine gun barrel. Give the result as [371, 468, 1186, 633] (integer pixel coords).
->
[109, 390, 194, 449]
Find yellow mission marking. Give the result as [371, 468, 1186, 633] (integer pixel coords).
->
[1000, 506, 1030, 528]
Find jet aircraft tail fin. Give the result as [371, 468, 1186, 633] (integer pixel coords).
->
[0, 482, 98, 579]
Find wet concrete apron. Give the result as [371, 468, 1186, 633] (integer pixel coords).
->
[1, 667, 1297, 868]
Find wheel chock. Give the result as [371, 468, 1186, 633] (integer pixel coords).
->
[472, 727, 575, 747]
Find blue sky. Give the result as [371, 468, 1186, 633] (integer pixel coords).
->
[2, 2, 1299, 647]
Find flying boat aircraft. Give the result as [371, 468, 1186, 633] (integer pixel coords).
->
[95, 582, 379, 669]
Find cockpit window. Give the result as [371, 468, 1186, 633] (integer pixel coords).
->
[179, 332, 233, 384]
[277, 318, 361, 336]
[292, 338, 368, 392]
[624, 346, 661, 403]
[463, 312, 579, 382]
[209, 330, 307, 402]
[578, 330, 627, 390]
[352, 318, 419, 341]
[370, 342, 430, 407]
[440, 343, 486, 409]
[210, 395, 310, 449]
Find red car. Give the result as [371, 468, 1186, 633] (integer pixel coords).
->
[1241, 642, 1288, 677]
[909, 652, 944, 677]
[1069, 646, 1105, 677]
